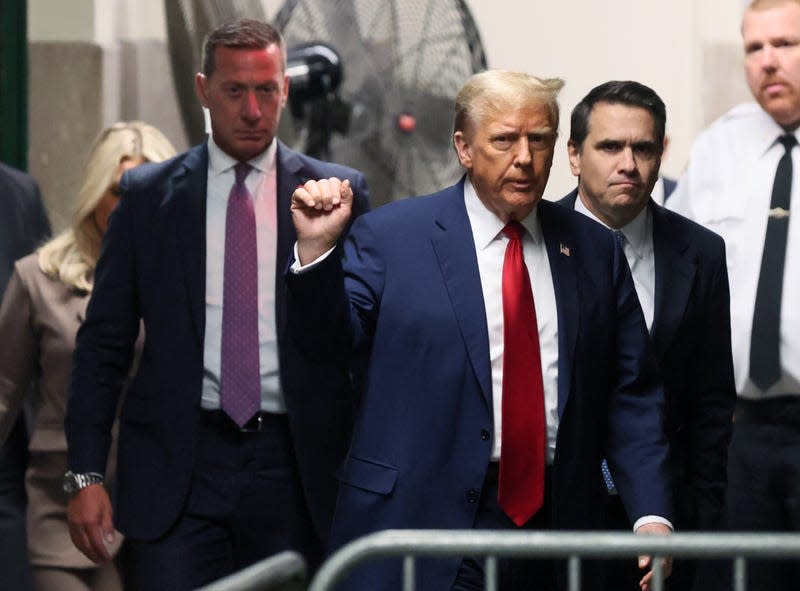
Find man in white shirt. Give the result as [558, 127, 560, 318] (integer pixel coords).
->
[64, 19, 369, 589]
[560, 80, 736, 591]
[286, 70, 672, 591]
[669, 1, 800, 588]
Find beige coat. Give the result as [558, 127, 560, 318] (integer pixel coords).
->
[0, 253, 128, 568]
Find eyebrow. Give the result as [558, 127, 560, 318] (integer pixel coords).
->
[490, 126, 555, 135]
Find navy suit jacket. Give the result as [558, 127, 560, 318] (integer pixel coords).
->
[66, 141, 370, 542]
[0, 162, 51, 295]
[0, 162, 50, 587]
[0, 161, 50, 476]
[558, 189, 735, 532]
[662, 175, 677, 203]
[287, 181, 672, 591]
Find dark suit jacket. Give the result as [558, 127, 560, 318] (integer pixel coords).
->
[66, 141, 370, 543]
[558, 189, 735, 533]
[286, 180, 672, 591]
[0, 162, 51, 295]
[662, 175, 678, 203]
[0, 162, 50, 590]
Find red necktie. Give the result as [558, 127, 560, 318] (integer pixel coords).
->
[497, 221, 546, 526]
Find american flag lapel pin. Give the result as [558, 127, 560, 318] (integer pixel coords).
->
[559, 242, 570, 257]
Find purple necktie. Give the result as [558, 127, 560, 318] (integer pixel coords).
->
[221, 162, 260, 427]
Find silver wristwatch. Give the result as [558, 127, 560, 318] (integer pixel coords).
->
[63, 470, 104, 495]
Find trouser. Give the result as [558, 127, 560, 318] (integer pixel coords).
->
[0, 417, 32, 591]
[726, 397, 800, 591]
[451, 463, 557, 591]
[126, 411, 320, 591]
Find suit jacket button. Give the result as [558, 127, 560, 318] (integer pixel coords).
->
[466, 489, 479, 503]
[480, 429, 490, 441]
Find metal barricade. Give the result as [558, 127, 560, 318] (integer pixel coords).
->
[308, 529, 800, 591]
[198, 550, 307, 591]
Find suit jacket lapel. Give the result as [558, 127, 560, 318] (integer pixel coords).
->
[430, 182, 492, 409]
[651, 202, 695, 359]
[539, 201, 578, 417]
[172, 143, 208, 343]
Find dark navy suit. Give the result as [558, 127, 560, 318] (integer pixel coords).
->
[0, 162, 51, 591]
[559, 190, 735, 590]
[66, 141, 369, 587]
[287, 180, 672, 591]
[662, 176, 677, 203]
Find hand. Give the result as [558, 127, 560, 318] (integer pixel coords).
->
[635, 522, 673, 591]
[67, 484, 115, 564]
[291, 178, 353, 265]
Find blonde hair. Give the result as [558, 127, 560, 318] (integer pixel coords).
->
[453, 70, 565, 137]
[38, 121, 176, 292]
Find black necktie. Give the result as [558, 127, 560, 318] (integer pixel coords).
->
[750, 133, 797, 391]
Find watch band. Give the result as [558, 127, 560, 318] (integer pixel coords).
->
[63, 470, 105, 495]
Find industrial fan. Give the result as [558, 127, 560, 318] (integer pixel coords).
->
[165, 0, 487, 205]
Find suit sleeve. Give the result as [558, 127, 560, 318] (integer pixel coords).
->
[0, 266, 37, 444]
[606, 238, 673, 522]
[686, 239, 736, 530]
[25, 182, 52, 246]
[286, 213, 383, 364]
[66, 174, 140, 475]
[350, 172, 371, 220]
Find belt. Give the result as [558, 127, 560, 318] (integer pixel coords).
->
[200, 409, 285, 433]
[735, 396, 800, 428]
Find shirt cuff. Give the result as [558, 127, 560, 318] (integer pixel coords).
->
[290, 242, 336, 274]
[632, 515, 674, 532]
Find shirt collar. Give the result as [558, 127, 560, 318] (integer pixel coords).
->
[463, 176, 543, 250]
[574, 192, 651, 259]
[619, 205, 651, 259]
[751, 107, 800, 157]
[207, 136, 277, 177]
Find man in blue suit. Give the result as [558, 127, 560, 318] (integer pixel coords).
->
[0, 162, 51, 591]
[64, 20, 369, 589]
[287, 71, 672, 591]
[560, 80, 736, 590]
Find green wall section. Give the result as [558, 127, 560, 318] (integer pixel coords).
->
[0, 0, 28, 170]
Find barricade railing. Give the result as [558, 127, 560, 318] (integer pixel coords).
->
[307, 529, 800, 591]
[198, 550, 307, 591]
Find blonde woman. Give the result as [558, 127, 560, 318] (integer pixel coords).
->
[0, 122, 175, 591]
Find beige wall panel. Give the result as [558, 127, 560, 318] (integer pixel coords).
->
[29, 42, 105, 231]
[119, 39, 190, 152]
[702, 41, 752, 129]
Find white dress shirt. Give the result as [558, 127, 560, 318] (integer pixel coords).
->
[575, 197, 656, 331]
[201, 137, 285, 413]
[669, 102, 800, 399]
[463, 179, 560, 463]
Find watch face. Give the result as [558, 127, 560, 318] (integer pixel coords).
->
[63, 471, 78, 494]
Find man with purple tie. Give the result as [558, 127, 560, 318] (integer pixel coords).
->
[64, 19, 369, 590]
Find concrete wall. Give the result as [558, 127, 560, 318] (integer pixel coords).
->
[27, 0, 755, 226]
[28, 0, 186, 230]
